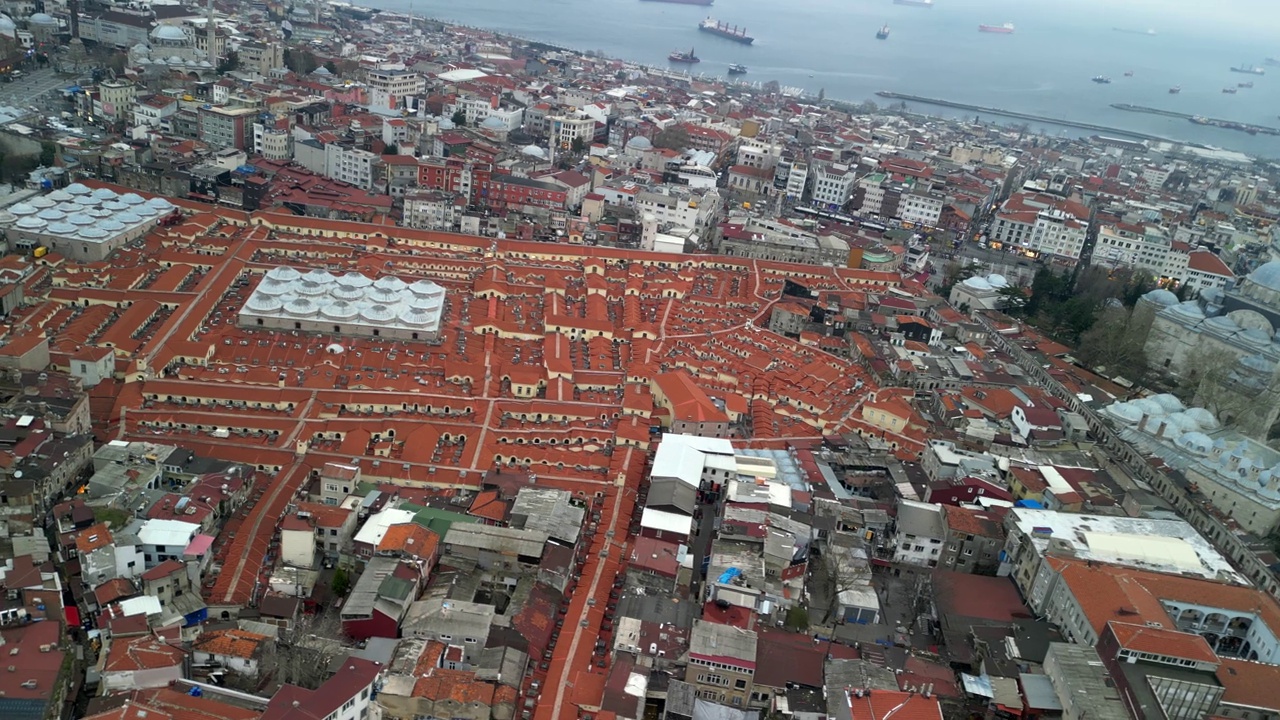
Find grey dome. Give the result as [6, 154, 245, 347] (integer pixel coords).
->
[1142, 288, 1178, 307]
[521, 145, 547, 158]
[1248, 261, 1280, 291]
[151, 24, 188, 42]
[28, 12, 56, 25]
[626, 136, 652, 151]
[963, 276, 993, 291]
[480, 116, 506, 130]
[1169, 302, 1205, 320]
[64, 183, 90, 195]
[1151, 393, 1184, 413]
[1106, 402, 1143, 424]
[1174, 431, 1212, 455]
[986, 274, 1009, 288]
[1183, 407, 1218, 431]
[0, 15, 15, 38]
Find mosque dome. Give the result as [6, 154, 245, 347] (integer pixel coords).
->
[27, 12, 56, 25]
[521, 145, 547, 158]
[626, 136, 652, 151]
[1105, 402, 1143, 425]
[1247, 261, 1280, 292]
[151, 24, 188, 42]
[963, 276, 993, 291]
[986, 274, 1009, 288]
[1150, 393, 1184, 414]
[479, 116, 506, 130]
[1141, 288, 1179, 307]
[1174, 431, 1212, 456]
[1183, 407, 1218, 431]
[0, 15, 16, 39]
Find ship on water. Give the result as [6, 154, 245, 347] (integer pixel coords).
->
[1268, 58, 1280, 66]
[668, 47, 700, 63]
[698, 17, 753, 44]
[876, 23, 890, 39]
[1230, 63, 1266, 75]
[979, 23, 1014, 34]
[1223, 87, 1238, 94]
[641, 0, 713, 6]
[1092, 75, 1112, 84]
[894, 0, 933, 7]
[728, 63, 747, 74]
[1169, 86, 1181, 94]
[1112, 27, 1156, 35]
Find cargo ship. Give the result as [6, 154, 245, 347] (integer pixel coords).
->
[699, 17, 753, 44]
[1169, 86, 1181, 94]
[641, 0, 713, 5]
[1230, 64, 1266, 75]
[1092, 75, 1111, 84]
[1239, 81, 1254, 88]
[668, 47, 700, 63]
[894, 0, 933, 6]
[1113, 27, 1156, 35]
[876, 23, 890, 39]
[728, 63, 747, 74]
[979, 23, 1014, 33]
[1223, 87, 1238, 94]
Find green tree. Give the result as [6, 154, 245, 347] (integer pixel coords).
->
[331, 567, 350, 597]
[451, 110, 466, 126]
[817, 87, 825, 101]
[216, 51, 240, 74]
[997, 284, 1030, 312]
[382, 143, 398, 155]
[39, 141, 56, 167]
[323, 60, 338, 76]
[785, 606, 810, 631]
[652, 125, 689, 150]
[284, 48, 319, 74]
[570, 136, 585, 154]
[1075, 305, 1151, 385]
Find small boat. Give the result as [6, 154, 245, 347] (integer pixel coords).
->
[668, 47, 700, 63]
[1223, 87, 1238, 94]
[1092, 75, 1112, 84]
[978, 22, 1014, 33]
[1169, 86, 1181, 94]
[876, 23, 890, 39]
[1123, 70, 1134, 77]
[728, 63, 747, 74]
[1238, 81, 1254, 88]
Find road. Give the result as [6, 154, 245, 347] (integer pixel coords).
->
[0, 67, 70, 113]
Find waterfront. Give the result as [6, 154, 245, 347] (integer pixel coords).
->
[370, 0, 1280, 156]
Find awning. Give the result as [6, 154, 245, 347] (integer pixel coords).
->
[65, 605, 81, 626]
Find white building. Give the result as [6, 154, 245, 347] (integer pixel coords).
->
[133, 95, 177, 130]
[136, 518, 201, 569]
[366, 65, 424, 100]
[325, 144, 383, 192]
[253, 121, 293, 161]
[811, 163, 855, 208]
[1092, 224, 1188, 282]
[991, 193, 1090, 261]
[899, 191, 944, 228]
[549, 113, 597, 148]
[635, 188, 719, 235]
[404, 191, 462, 231]
[893, 500, 946, 567]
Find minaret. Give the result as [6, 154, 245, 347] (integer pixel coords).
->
[64, 0, 88, 71]
[206, 0, 217, 64]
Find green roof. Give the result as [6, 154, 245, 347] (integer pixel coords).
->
[398, 503, 476, 537]
[379, 574, 414, 602]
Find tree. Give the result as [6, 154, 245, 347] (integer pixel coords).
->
[382, 143, 398, 156]
[570, 136, 585, 154]
[816, 543, 871, 625]
[1177, 345, 1271, 428]
[216, 51, 240, 74]
[331, 567, 350, 597]
[1075, 305, 1151, 385]
[997, 284, 1030, 312]
[785, 606, 810, 631]
[284, 48, 319, 75]
[652, 125, 689, 151]
[323, 60, 338, 76]
[451, 110, 466, 127]
[39, 142, 56, 167]
[817, 87, 825, 102]
[261, 611, 348, 690]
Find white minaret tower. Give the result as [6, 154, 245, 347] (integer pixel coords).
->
[206, 0, 217, 64]
[641, 214, 657, 251]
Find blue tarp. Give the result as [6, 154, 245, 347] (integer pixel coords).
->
[717, 567, 741, 585]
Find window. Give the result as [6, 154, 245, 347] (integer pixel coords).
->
[735, 679, 747, 689]
[440, 634, 452, 641]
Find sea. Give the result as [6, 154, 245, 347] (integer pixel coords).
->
[363, 0, 1280, 158]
